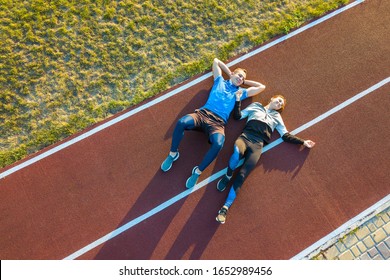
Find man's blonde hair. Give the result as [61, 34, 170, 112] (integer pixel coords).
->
[233, 68, 247, 77]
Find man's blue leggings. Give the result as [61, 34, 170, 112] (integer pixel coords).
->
[170, 114, 225, 171]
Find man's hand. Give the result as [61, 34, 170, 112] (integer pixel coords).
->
[213, 58, 230, 79]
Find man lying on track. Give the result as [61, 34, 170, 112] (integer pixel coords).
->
[161, 58, 266, 189]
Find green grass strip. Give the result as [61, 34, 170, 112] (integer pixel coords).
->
[1, 0, 349, 168]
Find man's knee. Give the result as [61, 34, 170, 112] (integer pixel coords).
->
[211, 134, 225, 150]
[177, 115, 193, 130]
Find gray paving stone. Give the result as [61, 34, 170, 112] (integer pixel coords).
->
[377, 242, 390, 259]
[372, 216, 385, 228]
[336, 242, 347, 252]
[323, 245, 340, 260]
[307, 206, 390, 261]
[367, 222, 377, 232]
[339, 250, 354, 260]
[384, 236, 390, 248]
[367, 247, 379, 258]
[372, 228, 387, 243]
[342, 234, 359, 248]
[381, 213, 390, 223]
[350, 245, 360, 258]
[363, 236, 375, 248]
[359, 252, 371, 260]
[383, 222, 390, 235]
[355, 226, 371, 240]
[356, 241, 367, 253]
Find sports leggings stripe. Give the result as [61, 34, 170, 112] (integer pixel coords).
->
[224, 136, 264, 208]
[171, 114, 225, 171]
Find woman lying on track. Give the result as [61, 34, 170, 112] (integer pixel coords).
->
[216, 91, 316, 224]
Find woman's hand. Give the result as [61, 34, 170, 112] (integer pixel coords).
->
[303, 140, 316, 148]
[235, 89, 243, 101]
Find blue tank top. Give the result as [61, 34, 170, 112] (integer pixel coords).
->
[201, 76, 248, 123]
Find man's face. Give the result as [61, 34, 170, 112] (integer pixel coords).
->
[232, 70, 246, 86]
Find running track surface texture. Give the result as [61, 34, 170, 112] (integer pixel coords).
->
[1, 0, 389, 260]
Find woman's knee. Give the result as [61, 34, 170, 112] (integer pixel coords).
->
[229, 145, 241, 169]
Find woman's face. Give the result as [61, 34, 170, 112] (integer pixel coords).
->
[269, 97, 285, 111]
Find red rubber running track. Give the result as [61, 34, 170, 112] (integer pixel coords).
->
[0, 0, 389, 260]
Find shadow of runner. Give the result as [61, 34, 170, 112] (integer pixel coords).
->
[91, 129, 211, 259]
[91, 86, 294, 259]
[164, 186, 223, 260]
[261, 141, 311, 179]
[91, 87, 222, 259]
[164, 139, 311, 259]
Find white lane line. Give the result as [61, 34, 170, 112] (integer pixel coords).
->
[64, 77, 389, 260]
[0, 0, 364, 180]
[291, 194, 390, 260]
[227, 0, 365, 66]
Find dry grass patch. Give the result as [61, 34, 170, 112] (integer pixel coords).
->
[1, 0, 350, 168]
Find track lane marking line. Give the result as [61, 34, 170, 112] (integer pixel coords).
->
[64, 76, 389, 260]
[0, 0, 365, 180]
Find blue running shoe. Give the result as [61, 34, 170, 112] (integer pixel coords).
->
[161, 152, 179, 172]
[186, 166, 200, 188]
[216, 175, 231, 192]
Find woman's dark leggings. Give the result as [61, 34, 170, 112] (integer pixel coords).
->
[224, 136, 264, 208]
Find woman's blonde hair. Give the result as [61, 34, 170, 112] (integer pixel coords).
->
[270, 94, 287, 112]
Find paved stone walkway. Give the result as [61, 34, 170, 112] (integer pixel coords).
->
[311, 206, 390, 260]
